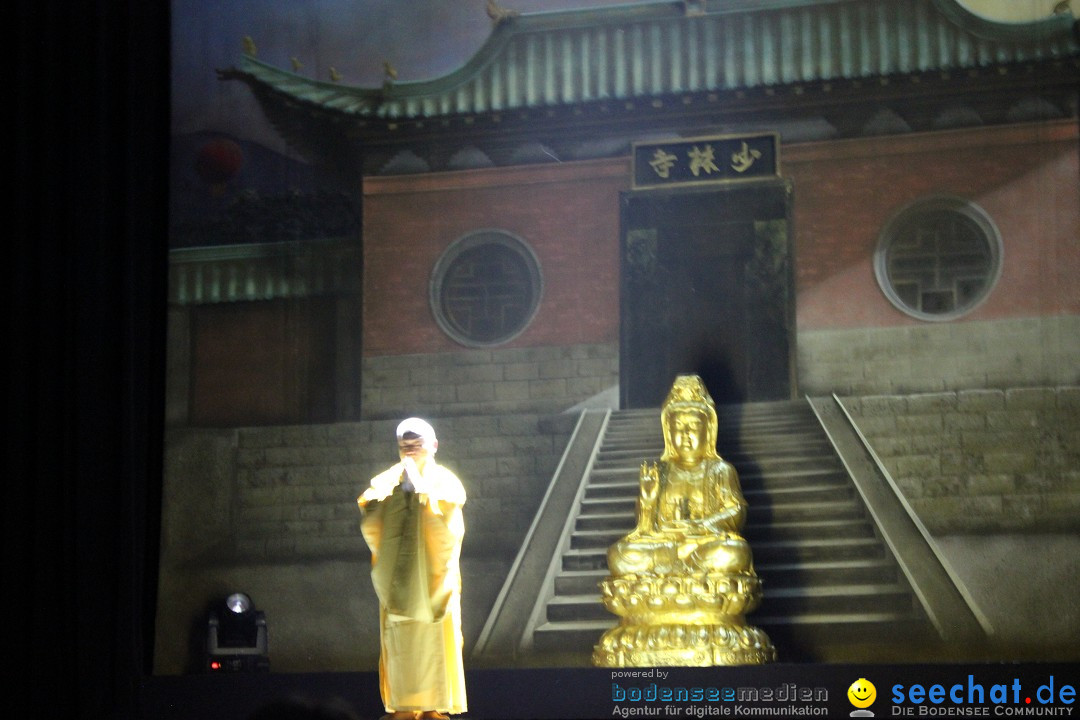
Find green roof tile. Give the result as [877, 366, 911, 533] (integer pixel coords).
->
[224, 0, 1077, 123]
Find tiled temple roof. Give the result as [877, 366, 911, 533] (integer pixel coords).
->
[223, 0, 1078, 122]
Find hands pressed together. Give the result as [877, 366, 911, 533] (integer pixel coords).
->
[358, 457, 447, 515]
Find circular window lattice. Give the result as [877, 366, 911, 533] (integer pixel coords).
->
[430, 231, 543, 346]
[874, 197, 1002, 321]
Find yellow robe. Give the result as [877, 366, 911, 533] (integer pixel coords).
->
[358, 461, 467, 714]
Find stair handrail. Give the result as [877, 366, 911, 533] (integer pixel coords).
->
[518, 409, 612, 653]
[471, 408, 610, 659]
[808, 394, 993, 639]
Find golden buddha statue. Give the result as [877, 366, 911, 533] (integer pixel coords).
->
[593, 375, 776, 666]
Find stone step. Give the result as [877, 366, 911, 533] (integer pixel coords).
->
[554, 558, 900, 594]
[584, 470, 850, 499]
[744, 500, 867, 522]
[610, 405, 815, 422]
[573, 511, 871, 532]
[573, 512, 874, 537]
[579, 498, 867, 524]
[570, 518, 877, 547]
[601, 428, 820, 445]
[606, 409, 817, 424]
[591, 459, 842, 481]
[597, 446, 828, 461]
[605, 419, 819, 434]
[594, 437, 833, 456]
[545, 583, 918, 622]
[562, 537, 885, 572]
[591, 461, 844, 479]
[596, 431, 829, 447]
[580, 482, 855, 510]
[587, 465, 849, 489]
[745, 519, 876, 542]
[583, 477, 847, 500]
[598, 430, 829, 445]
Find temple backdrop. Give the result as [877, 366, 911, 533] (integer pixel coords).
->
[159, 0, 1080, 674]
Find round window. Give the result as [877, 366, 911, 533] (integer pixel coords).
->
[874, 196, 1002, 321]
[430, 230, 543, 347]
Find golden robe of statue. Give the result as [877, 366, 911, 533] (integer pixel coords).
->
[593, 375, 776, 666]
[358, 419, 467, 718]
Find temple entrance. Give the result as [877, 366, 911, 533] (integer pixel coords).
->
[620, 181, 795, 408]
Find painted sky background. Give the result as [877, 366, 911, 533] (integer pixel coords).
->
[172, 0, 660, 156]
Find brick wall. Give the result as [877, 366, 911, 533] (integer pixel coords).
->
[361, 342, 618, 418]
[160, 413, 578, 567]
[362, 160, 626, 357]
[844, 386, 1080, 533]
[354, 123, 1079, 409]
[787, 121, 1080, 332]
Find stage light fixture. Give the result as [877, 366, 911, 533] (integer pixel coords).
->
[206, 592, 269, 672]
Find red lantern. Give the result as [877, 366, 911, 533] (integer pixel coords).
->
[195, 138, 244, 193]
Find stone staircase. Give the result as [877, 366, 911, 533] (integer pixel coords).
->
[526, 400, 941, 662]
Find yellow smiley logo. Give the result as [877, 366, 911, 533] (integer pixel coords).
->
[847, 678, 876, 709]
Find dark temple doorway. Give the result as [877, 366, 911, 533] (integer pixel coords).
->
[620, 181, 795, 408]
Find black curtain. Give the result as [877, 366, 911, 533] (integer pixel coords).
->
[12, 1, 168, 717]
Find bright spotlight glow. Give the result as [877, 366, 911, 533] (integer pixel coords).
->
[226, 593, 252, 614]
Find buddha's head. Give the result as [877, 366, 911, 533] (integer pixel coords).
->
[660, 375, 721, 466]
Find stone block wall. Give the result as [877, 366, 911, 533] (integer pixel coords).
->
[843, 386, 1080, 533]
[798, 315, 1079, 396]
[160, 412, 578, 567]
[361, 342, 618, 419]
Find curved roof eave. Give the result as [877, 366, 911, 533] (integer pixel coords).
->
[223, 0, 1080, 123]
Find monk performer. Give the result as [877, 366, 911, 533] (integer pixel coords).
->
[358, 418, 466, 720]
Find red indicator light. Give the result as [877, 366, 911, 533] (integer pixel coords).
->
[210, 661, 221, 670]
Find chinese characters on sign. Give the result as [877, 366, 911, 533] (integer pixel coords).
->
[634, 133, 779, 189]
